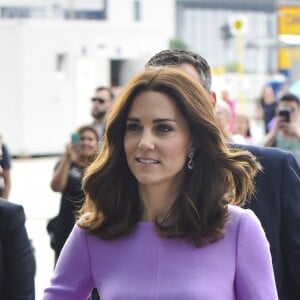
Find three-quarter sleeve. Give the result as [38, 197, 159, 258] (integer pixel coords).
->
[235, 209, 278, 299]
[43, 225, 95, 300]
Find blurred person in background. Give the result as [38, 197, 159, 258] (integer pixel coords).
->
[47, 125, 99, 263]
[220, 88, 236, 132]
[215, 101, 247, 144]
[215, 100, 232, 141]
[254, 85, 277, 133]
[233, 114, 255, 145]
[0, 196, 36, 299]
[90, 86, 114, 139]
[0, 134, 12, 200]
[145, 49, 300, 299]
[43, 67, 277, 300]
[262, 93, 300, 161]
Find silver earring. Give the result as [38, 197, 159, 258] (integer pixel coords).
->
[187, 152, 195, 170]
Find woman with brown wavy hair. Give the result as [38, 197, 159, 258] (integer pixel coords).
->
[43, 68, 278, 299]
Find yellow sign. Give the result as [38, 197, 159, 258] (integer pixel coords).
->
[229, 16, 248, 35]
[278, 6, 300, 35]
[278, 48, 291, 69]
[234, 19, 243, 30]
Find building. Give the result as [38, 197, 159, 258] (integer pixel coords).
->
[1, 0, 299, 155]
[0, 0, 175, 156]
[176, 0, 300, 75]
[176, 0, 277, 73]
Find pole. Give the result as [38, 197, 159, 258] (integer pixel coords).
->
[236, 32, 246, 113]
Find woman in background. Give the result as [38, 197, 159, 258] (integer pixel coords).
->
[48, 125, 99, 262]
[254, 85, 277, 133]
[233, 114, 255, 145]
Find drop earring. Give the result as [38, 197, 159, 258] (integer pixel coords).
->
[187, 152, 195, 170]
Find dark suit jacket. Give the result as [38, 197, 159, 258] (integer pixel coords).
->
[0, 199, 36, 300]
[238, 144, 300, 300]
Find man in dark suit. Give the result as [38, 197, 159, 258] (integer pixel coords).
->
[0, 198, 36, 299]
[0, 139, 12, 199]
[146, 49, 300, 300]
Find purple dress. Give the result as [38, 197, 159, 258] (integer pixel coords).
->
[43, 205, 278, 299]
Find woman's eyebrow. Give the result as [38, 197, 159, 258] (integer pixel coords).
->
[126, 117, 140, 122]
[126, 117, 176, 123]
[153, 118, 176, 123]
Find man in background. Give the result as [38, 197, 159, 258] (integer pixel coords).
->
[90, 86, 114, 139]
[146, 49, 300, 300]
[0, 135, 12, 199]
[0, 196, 36, 299]
[263, 93, 300, 161]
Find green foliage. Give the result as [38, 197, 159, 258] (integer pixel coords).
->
[169, 37, 187, 50]
[224, 61, 241, 73]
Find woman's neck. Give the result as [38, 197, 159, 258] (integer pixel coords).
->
[76, 155, 92, 168]
[139, 183, 180, 222]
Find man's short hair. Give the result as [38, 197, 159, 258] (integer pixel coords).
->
[145, 49, 212, 92]
[95, 86, 114, 101]
[279, 93, 300, 107]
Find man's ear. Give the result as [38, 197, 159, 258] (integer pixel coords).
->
[210, 91, 217, 108]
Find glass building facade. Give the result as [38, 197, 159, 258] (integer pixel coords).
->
[176, 0, 280, 72]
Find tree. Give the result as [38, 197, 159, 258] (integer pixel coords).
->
[169, 37, 187, 50]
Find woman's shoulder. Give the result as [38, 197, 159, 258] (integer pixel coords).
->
[227, 205, 261, 230]
[74, 213, 100, 241]
[67, 220, 90, 245]
[228, 204, 257, 218]
[228, 204, 251, 215]
[226, 205, 266, 244]
[77, 212, 93, 226]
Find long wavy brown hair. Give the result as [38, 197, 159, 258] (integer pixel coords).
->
[78, 68, 261, 247]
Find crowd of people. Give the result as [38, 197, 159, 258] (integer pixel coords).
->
[215, 78, 300, 163]
[1, 49, 300, 300]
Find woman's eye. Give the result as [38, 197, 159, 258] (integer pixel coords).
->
[126, 123, 141, 131]
[157, 124, 173, 133]
[82, 138, 96, 142]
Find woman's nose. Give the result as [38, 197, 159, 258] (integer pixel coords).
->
[137, 131, 155, 151]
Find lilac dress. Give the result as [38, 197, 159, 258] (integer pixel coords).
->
[43, 205, 278, 299]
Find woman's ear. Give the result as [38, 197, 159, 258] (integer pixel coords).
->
[188, 142, 195, 154]
[210, 91, 217, 107]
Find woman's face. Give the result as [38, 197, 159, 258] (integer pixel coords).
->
[78, 130, 98, 157]
[124, 90, 192, 188]
[263, 86, 275, 103]
[234, 116, 249, 136]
